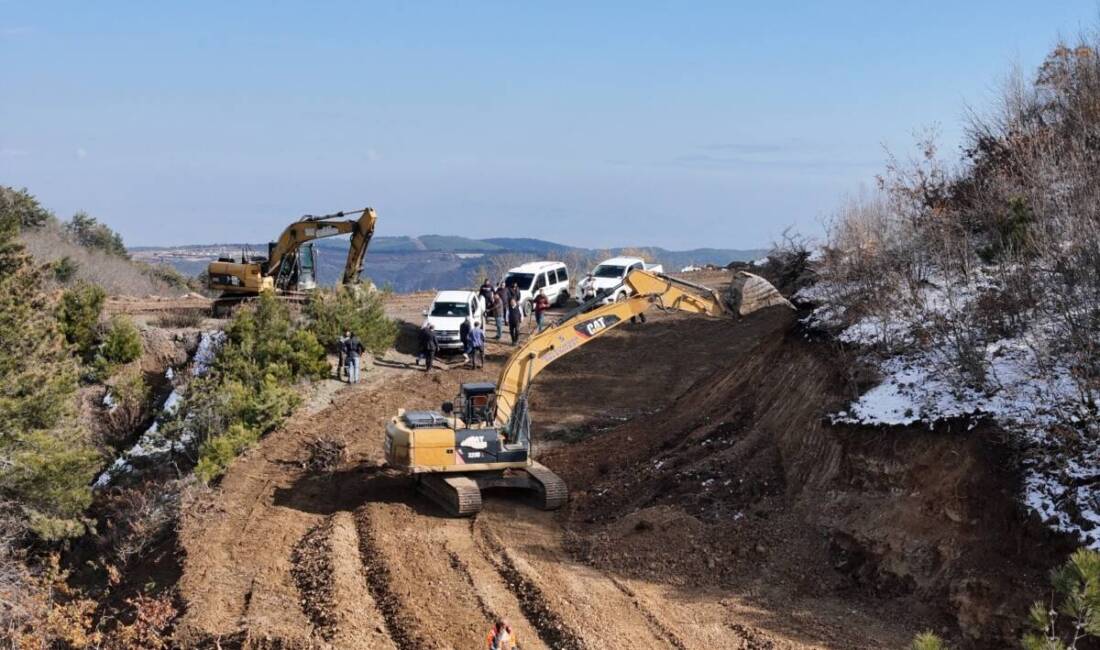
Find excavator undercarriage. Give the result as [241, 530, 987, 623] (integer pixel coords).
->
[416, 462, 568, 516]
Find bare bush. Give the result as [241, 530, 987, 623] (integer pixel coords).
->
[303, 436, 347, 474]
[99, 480, 184, 569]
[154, 309, 205, 329]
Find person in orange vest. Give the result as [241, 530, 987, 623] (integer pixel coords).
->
[486, 619, 519, 649]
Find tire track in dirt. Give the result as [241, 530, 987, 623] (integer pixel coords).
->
[607, 577, 688, 650]
[289, 518, 336, 641]
[328, 512, 397, 649]
[354, 505, 427, 650]
[473, 522, 587, 650]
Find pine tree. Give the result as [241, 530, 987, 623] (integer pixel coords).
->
[0, 207, 100, 538]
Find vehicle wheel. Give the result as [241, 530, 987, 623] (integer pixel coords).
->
[555, 290, 569, 307]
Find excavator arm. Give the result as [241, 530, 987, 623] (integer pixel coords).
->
[265, 207, 375, 280]
[341, 207, 377, 285]
[493, 270, 733, 427]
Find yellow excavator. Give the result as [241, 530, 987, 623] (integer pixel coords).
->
[207, 207, 377, 314]
[384, 269, 791, 516]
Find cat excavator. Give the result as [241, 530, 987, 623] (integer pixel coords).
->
[384, 268, 791, 516]
[207, 207, 377, 314]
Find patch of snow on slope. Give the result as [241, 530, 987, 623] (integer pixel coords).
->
[94, 330, 225, 488]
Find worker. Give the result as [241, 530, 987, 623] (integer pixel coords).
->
[507, 282, 523, 321]
[460, 316, 473, 363]
[468, 320, 486, 368]
[419, 323, 439, 372]
[336, 331, 349, 380]
[479, 278, 494, 307]
[533, 289, 550, 332]
[490, 291, 504, 340]
[343, 331, 364, 384]
[580, 273, 597, 302]
[507, 297, 522, 345]
[485, 619, 518, 650]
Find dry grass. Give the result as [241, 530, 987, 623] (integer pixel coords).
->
[21, 223, 186, 297]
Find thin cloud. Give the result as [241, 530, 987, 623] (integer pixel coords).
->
[0, 148, 29, 158]
[76, 147, 88, 159]
[1, 26, 34, 37]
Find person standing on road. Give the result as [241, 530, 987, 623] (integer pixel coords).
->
[507, 297, 522, 345]
[343, 331, 364, 384]
[490, 291, 504, 340]
[533, 289, 550, 332]
[468, 320, 485, 368]
[460, 316, 473, 363]
[507, 282, 523, 321]
[479, 278, 494, 307]
[336, 330, 349, 380]
[420, 323, 439, 371]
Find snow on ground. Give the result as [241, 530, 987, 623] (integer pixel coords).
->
[94, 330, 225, 488]
[802, 273, 1100, 549]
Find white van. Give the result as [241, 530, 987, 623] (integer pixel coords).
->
[423, 290, 486, 350]
[504, 261, 570, 310]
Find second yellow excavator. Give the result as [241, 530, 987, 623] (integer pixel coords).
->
[207, 207, 377, 314]
[384, 269, 791, 516]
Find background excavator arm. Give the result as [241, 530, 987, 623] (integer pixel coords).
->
[342, 207, 377, 285]
[493, 270, 733, 426]
[265, 207, 376, 281]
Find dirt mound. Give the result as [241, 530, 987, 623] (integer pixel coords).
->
[543, 308, 1064, 647]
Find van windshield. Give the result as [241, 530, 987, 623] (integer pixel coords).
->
[505, 272, 534, 290]
[593, 265, 626, 279]
[430, 302, 469, 317]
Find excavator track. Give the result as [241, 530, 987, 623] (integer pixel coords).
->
[418, 474, 483, 517]
[526, 462, 568, 510]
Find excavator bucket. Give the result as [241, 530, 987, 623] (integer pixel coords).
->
[725, 271, 794, 316]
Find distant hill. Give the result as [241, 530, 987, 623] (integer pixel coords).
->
[132, 235, 767, 292]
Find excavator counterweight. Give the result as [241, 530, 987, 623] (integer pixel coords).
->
[384, 268, 792, 516]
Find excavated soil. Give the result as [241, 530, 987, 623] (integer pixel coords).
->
[174, 286, 1059, 649]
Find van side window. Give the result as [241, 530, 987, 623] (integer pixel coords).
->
[560, 267, 568, 281]
[629, 262, 642, 272]
[550, 268, 560, 284]
[534, 273, 546, 290]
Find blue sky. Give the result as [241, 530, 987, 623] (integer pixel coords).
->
[2, 2, 1098, 249]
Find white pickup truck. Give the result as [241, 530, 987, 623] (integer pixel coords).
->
[577, 256, 664, 304]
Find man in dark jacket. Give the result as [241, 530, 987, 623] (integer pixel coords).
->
[343, 331, 365, 384]
[479, 278, 494, 307]
[459, 317, 472, 362]
[419, 323, 439, 371]
[507, 297, 522, 345]
[490, 291, 504, 340]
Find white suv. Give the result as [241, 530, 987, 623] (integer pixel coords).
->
[423, 290, 486, 350]
[504, 261, 571, 310]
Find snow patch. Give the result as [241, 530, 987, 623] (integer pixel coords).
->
[94, 330, 225, 489]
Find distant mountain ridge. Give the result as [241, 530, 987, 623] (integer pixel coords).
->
[131, 235, 767, 292]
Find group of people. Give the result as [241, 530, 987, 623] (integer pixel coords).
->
[337, 330, 365, 383]
[478, 277, 551, 344]
[415, 277, 556, 373]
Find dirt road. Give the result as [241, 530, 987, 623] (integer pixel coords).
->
[174, 284, 955, 648]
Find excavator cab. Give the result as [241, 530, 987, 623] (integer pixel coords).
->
[455, 382, 497, 428]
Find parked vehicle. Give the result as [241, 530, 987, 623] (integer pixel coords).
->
[578, 256, 664, 304]
[423, 290, 486, 350]
[504, 261, 571, 310]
